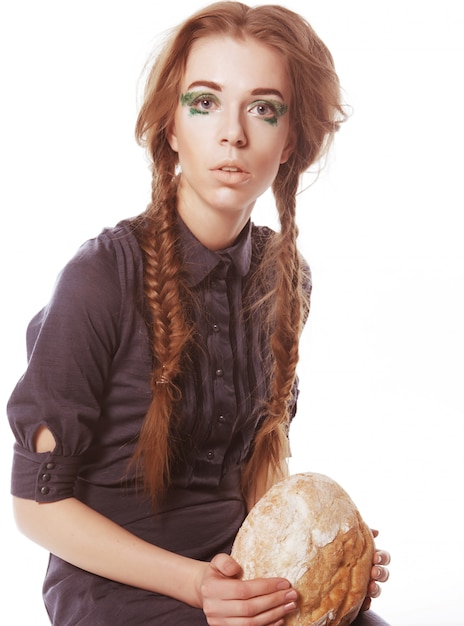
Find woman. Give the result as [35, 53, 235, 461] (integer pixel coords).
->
[8, 3, 390, 624]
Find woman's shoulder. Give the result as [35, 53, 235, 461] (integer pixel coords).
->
[251, 223, 275, 242]
[71, 219, 141, 265]
[250, 223, 311, 269]
[250, 223, 276, 260]
[62, 219, 142, 285]
[45, 219, 143, 318]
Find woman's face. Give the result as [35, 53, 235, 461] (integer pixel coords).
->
[168, 35, 293, 245]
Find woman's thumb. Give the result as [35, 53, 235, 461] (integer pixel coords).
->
[210, 553, 242, 578]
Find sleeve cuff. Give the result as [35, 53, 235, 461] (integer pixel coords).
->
[11, 443, 82, 502]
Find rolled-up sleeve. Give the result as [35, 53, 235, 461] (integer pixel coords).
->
[8, 231, 123, 501]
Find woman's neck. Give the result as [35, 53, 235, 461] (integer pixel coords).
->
[177, 204, 253, 251]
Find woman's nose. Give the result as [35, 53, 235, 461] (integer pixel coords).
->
[220, 109, 248, 147]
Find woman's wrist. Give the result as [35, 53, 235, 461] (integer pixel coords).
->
[189, 559, 209, 609]
[152, 551, 210, 609]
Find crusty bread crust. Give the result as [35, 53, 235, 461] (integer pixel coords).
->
[231, 473, 374, 626]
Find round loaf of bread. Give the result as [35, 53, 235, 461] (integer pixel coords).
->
[231, 472, 374, 626]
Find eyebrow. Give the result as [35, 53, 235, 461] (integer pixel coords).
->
[186, 80, 285, 100]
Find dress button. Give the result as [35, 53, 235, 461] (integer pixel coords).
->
[210, 280, 218, 289]
[218, 414, 226, 424]
[40, 486, 50, 495]
[41, 473, 51, 482]
[215, 369, 224, 378]
[207, 450, 215, 461]
[212, 323, 220, 333]
[46, 462, 55, 470]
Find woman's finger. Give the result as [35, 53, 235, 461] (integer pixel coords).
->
[374, 549, 391, 566]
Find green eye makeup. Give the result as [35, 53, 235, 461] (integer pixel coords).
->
[179, 92, 289, 126]
[180, 92, 217, 116]
[251, 100, 288, 127]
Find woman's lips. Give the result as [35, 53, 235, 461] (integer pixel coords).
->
[211, 166, 251, 185]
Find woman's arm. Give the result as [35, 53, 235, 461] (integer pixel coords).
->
[14, 427, 205, 603]
[13, 494, 206, 604]
[13, 426, 298, 625]
[13, 495, 298, 624]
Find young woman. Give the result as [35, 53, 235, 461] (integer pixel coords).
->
[8, 3, 390, 625]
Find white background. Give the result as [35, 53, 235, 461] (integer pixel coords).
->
[1, 1, 462, 625]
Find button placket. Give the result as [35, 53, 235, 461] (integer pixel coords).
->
[200, 257, 239, 477]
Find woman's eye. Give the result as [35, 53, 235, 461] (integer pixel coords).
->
[180, 92, 220, 115]
[249, 100, 288, 125]
[249, 101, 276, 118]
[191, 95, 219, 112]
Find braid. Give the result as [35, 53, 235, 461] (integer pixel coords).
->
[131, 1, 344, 508]
[131, 174, 193, 507]
[241, 168, 308, 501]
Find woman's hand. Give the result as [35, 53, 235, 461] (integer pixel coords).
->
[361, 530, 391, 612]
[199, 553, 298, 626]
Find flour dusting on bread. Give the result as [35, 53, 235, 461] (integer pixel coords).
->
[231, 472, 374, 626]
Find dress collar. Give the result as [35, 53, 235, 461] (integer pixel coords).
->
[178, 216, 252, 287]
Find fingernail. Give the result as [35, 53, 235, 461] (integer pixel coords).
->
[285, 601, 297, 612]
[274, 621, 285, 626]
[285, 589, 298, 602]
[276, 580, 291, 590]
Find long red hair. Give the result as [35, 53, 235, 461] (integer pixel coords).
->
[132, 2, 346, 506]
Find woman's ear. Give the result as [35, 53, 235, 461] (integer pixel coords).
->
[167, 123, 179, 153]
[280, 129, 296, 164]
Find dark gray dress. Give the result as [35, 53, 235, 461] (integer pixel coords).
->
[8, 217, 303, 625]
